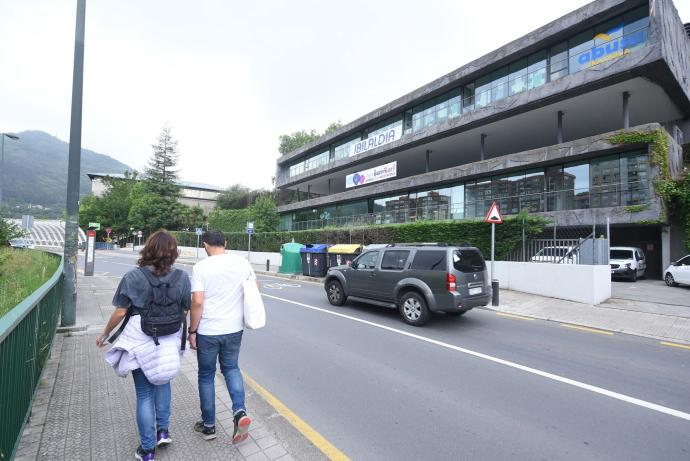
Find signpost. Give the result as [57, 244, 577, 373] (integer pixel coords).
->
[137, 230, 143, 248]
[484, 201, 503, 306]
[246, 222, 254, 259]
[88, 222, 101, 231]
[195, 227, 203, 259]
[84, 229, 96, 276]
[105, 227, 112, 237]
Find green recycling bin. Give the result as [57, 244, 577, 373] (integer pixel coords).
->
[279, 242, 305, 274]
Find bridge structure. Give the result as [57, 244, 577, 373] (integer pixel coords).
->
[10, 219, 86, 247]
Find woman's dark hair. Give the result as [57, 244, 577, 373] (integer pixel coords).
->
[137, 230, 179, 275]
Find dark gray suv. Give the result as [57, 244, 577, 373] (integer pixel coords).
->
[324, 244, 491, 326]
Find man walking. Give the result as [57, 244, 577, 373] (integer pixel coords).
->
[189, 230, 254, 444]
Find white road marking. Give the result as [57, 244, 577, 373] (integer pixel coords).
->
[261, 292, 690, 423]
[262, 282, 302, 290]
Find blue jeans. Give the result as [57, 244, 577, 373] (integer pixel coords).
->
[197, 331, 245, 426]
[132, 368, 171, 451]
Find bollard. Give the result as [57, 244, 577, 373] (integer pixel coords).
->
[266, 259, 270, 271]
[492, 280, 499, 306]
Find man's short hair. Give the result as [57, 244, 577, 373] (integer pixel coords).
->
[202, 230, 226, 247]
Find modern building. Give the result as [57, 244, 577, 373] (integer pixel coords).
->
[87, 173, 222, 214]
[275, 0, 690, 278]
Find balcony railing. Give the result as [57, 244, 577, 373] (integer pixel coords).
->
[285, 180, 651, 231]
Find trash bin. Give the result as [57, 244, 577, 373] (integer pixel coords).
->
[279, 242, 305, 274]
[327, 244, 362, 268]
[299, 244, 331, 277]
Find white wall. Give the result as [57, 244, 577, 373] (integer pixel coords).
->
[177, 246, 282, 268]
[488, 261, 611, 305]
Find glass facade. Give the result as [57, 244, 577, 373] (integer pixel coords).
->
[283, 150, 651, 230]
[283, 5, 649, 184]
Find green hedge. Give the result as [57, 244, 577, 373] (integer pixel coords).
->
[173, 214, 546, 259]
[207, 209, 251, 233]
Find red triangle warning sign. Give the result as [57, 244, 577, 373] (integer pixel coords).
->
[484, 201, 503, 224]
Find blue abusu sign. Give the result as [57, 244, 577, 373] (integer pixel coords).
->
[578, 28, 646, 68]
[351, 124, 403, 157]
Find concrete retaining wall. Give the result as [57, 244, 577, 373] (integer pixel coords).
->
[488, 261, 611, 305]
[177, 246, 283, 267]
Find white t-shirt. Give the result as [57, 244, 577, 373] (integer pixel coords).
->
[191, 253, 256, 335]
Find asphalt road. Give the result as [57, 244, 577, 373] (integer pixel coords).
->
[83, 251, 690, 460]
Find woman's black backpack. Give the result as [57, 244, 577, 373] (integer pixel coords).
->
[109, 267, 187, 349]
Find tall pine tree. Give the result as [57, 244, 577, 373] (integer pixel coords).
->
[145, 126, 180, 197]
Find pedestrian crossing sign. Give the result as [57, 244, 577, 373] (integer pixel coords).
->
[484, 201, 503, 224]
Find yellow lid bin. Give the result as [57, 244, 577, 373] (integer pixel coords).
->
[327, 244, 363, 268]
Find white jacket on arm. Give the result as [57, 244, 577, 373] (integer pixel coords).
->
[105, 316, 185, 385]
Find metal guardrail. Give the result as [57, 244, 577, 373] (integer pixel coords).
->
[0, 254, 64, 461]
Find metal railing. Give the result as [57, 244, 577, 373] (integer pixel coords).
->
[286, 180, 650, 231]
[0, 254, 64, 460]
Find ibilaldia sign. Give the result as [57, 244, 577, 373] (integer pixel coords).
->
[350, 124, 403, 157]
[346, 161, 397, 189]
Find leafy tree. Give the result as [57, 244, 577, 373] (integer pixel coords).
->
[0, 215, 24, 245]
[277, 121, 343, 155]
[175, 204, 205, 231]
[145, 126, 180, 198]
[216, 184, 252, 210]
[249, 194, 279, 233]
[324, 121, 342, 135]
[278, 129, 320, 155]
[128, 191, 178, 233]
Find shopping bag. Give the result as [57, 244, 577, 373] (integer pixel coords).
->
[243, 278, 266, 329]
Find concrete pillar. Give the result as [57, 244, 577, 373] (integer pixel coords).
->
[480, 134, 487, 161]
[623, 91, 630, 129]
[425, 150, 431, 173]
[557, 111, 564, 144]
[328, 178, 332, 195]
[661, 225, 671, 273]
[307, 184, 311, 199]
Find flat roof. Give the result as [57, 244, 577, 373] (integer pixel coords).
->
[86, 173, 223, 192]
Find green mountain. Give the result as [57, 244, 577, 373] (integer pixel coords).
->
[1, 131, 133, 216]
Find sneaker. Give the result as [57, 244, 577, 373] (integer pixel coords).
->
[156, 428, 171, 447]
[232, 410, 251, 444]
[134, 446, 155, 461]
[194, 421, 217, 440]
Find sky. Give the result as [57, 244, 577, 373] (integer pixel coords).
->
[1, 0, 689, 191]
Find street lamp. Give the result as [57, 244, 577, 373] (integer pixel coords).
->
[0, 132, 20, 206]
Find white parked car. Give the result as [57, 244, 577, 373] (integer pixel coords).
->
[610, 246, 646, 282]
[530, 246, 578, 264]
[664, 255, 690, 287]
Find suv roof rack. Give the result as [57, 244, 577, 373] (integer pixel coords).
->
[386, 242, 449, 247]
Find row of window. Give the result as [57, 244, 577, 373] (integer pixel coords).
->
[280, 151, 650, 230]
[285, 5, 649, 179]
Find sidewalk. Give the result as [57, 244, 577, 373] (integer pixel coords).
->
[256, 270, 690, 345]
[14, 273, 327, 461]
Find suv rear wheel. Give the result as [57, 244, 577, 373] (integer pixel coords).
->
[326, 279, 346, 306]
[399, 291, 430, 326]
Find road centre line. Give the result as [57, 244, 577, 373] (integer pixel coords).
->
[560, 324, 614, 336]
[243, 372, 350, 461]
[261, 293, 690, 422]
[660, 341, 690, 350]
[496, 312, 534, 321]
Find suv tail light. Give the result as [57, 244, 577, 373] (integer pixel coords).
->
[446, 273, 457, 292]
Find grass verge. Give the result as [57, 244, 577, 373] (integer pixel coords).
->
[0, 248, 60, 318]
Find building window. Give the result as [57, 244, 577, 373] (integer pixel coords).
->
[620, 151, 649, 205]
[549, 42, 569, 81]
[509, 59, 528, 96]
[527, 50, 547, 89]
[590, 155, 619, 208]
[334, 136, 362, 160]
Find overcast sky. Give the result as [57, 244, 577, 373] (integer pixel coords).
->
[1, 0, 688, 190]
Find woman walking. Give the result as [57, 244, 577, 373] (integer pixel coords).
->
[96, 230, 191, 461]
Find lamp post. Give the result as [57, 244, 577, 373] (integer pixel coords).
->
[0, 133, 20, 206]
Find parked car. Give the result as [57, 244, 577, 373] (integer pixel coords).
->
[324, 243, 491, 326]
[9, 238, 34, 249]
[664, 255, 690, 287]
[610, 246, 646, 282]
[530, 246, 578, 264]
